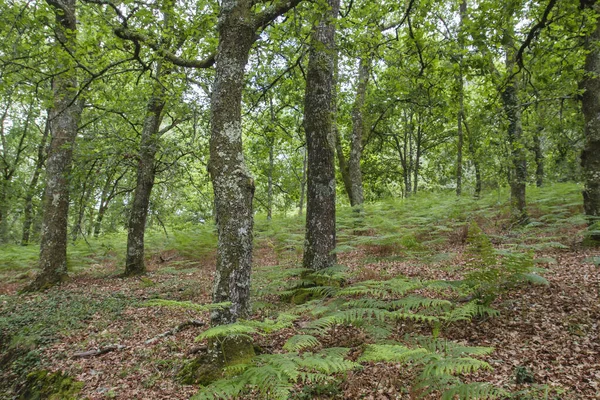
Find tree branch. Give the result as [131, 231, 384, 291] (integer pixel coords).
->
[253, 0, 304, 32]
[113, 27, 216, 69]
[515, 0, 558, 69]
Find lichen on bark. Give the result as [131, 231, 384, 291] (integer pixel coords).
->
[302, 0, 340, 271]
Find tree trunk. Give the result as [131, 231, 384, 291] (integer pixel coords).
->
[413, 125, 422, 194]
[26, 0, 82, 291]
[303, 0, 340, 271]
[124, 90, 165, 276]
[22, 114, 50, 246]
[332, 55, 352, 202]
[533, 127, 544, 187]
[462, 113, 481, 198]
[298, 146, 307, 216]
[335, 128, 352, 201]
[456, 0, 467, 196]
[267, 139, 274, 220]
[208, 1, 257, 325]
[502, 28, 527, 224]
[348, 56, 370, 207]
[71, 160, 98, 243]
[581, 0, 600, 238]
[93, 178, 113, 238]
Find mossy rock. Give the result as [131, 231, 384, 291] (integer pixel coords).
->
[18, 370, 83, 400]
[178, 336, 255, 385]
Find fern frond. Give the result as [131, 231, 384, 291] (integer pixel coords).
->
[359, 344, 429, 363]
[421, 357, 491, 377]
[283, 334, 321, 352]
[192, 377, 245, 400]
[390, 311, 440, 323]
[441, 382, 506, 400]
[406, 335, 494, 357]
[248, 313, 298, 333]
[142, 299, 231, 312]
[390, 296, 453, 312]
[444, 302, 498, 323]
[196, 322, 257, 341]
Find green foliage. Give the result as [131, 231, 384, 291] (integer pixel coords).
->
[142, 299, 230, 312]
[283, 334, 321, 352]
[0, 290, 132, 397]
[192, 349, 358, 400]
[360, 337, 503, 399]
[196, 313, 298, 342]
[462, 221, 548, 305]
[18, 370, 83, 400]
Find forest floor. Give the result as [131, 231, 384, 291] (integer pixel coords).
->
[0, 183, 599, 400]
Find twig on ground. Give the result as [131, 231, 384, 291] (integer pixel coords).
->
[145, 319, 205, 345]
[72, 344, 127, 359]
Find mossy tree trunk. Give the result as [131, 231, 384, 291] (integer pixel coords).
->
[26, 0, 83, 291]
[209, 0, 303, 324]
[581, 0, 600, 238]
[302, 0, 340, 271]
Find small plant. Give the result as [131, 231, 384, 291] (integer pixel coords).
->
[462, 221, 548, 305]
[360, 336, 505, 399]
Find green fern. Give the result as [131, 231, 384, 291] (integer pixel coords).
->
[196, 322, 258, 341]
[192, 349, 358, 400]
[141, 299, 231, 312]
[283, 334, 321, 352]
[440, 382, 506, 400]
[359, 339, 497, 400]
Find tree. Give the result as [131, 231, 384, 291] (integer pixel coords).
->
[26, 0, 83, 291]
[208, 0, 303, 324]
[581, 0, 600, 239]
[303, 0, 340, 270]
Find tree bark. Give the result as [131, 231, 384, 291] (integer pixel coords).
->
[124, 85, 165, 276]
[71, 160, 98, 243]
[456, 0, 467, 196]
[581, 0, 600, 238]
[533, 126, 544, 188]
[22, 114, 50, 246]
[267, 139, 274, 220]
[413, 124, 422, 194]
[332, 55, 352, 202]
[302, 0, 340, 271]
[298, 146, 307, 216]
[348, 56, 370, 207]
[501, 21, 528, 224]
[26, 0, 82, 291]
[462, 114, 481, 198]
[208, 1, 258, 325]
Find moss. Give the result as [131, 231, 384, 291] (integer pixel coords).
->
[18, 370, 83, 400]
[177, 336, 255, 385]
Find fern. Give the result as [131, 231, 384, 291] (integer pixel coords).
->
[440, 382, 506, 400]
[192, 349, 358, 400]
[462, 222, 548, 305]
[196, 322, 258, 341]
[283, 334, 321, 352]
[444, 302, 499, 324]
[359, 344, 430, 363]
[141, 299, 231, 312]
[359, 339, 497, 400]
[420, 357, 491, 377]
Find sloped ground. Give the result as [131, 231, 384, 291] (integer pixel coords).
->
[0, 184, 598, 399]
